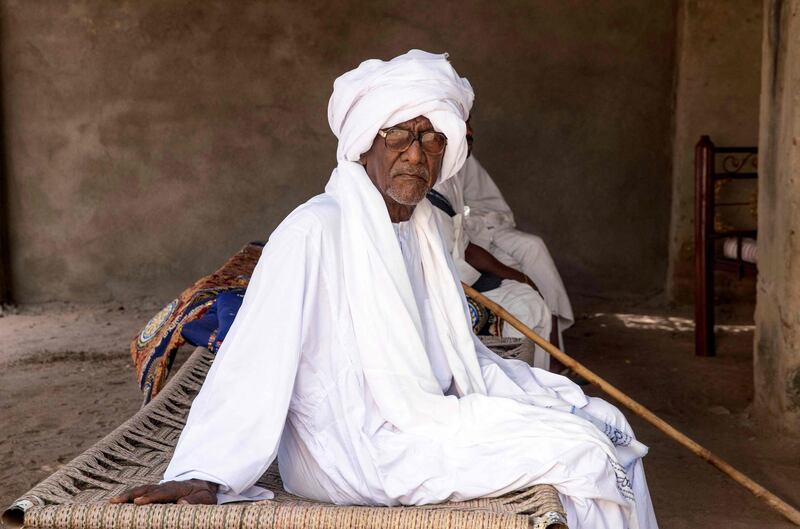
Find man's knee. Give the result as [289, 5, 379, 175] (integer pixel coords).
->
[505, 287, 552, 336]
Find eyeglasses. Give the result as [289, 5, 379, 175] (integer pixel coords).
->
[378, 128, 448, 155]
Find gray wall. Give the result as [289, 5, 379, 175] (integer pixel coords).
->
[666, 0, 763, 303]
[0, 0, 677, 303]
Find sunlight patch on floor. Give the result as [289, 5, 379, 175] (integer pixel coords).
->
[591, 313, 755, 333]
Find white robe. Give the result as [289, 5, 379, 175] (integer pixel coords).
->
[452, 156, 575, 333]
[163, 194, 658, 529]
[431, 176, 553, 369]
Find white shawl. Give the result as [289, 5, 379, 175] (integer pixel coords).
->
[326, 50, 485, 433]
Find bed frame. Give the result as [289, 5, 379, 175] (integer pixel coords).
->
[694, 135, 758, 356]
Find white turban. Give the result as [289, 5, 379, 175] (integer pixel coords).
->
[327, 49, 474, 183]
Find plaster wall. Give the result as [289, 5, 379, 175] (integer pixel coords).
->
[0, 166, 9, 304]
[666, 0, 763, 303]
[754, 0, 800, 434]
[0, 0, 676, 303]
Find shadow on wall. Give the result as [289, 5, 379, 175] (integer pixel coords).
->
[0, 1, 676, 303]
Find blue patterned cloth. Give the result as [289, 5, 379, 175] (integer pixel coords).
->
[132, 243, 263, 405]
[182, 291, 245, 353]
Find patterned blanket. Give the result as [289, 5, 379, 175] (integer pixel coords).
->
[130, 243, 263, 404]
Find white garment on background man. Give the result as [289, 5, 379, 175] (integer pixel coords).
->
[431, 173, 553, 369]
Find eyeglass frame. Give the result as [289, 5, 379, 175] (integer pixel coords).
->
[377, 127, 448, 155]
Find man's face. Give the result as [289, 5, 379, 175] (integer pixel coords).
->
[361, 116, 444, 206]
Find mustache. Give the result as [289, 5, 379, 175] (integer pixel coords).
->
[391, 166, 429, 179]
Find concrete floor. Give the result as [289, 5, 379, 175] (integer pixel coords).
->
[0, 296, 798, 528]
[567, 295, 799, 528]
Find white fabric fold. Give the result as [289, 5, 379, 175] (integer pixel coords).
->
[325, 165, 487, 430]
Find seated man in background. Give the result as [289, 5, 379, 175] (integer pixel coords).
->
[453, 120, 574, 351]
[429, 161, 554, 370]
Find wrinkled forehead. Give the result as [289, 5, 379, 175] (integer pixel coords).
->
[386, 115, 435, 131]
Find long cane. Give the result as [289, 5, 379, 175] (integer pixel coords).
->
[462, 283, 800, 526]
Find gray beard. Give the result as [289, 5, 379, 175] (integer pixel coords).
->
[387, 184, 429, 206]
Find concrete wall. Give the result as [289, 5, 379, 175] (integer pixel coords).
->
[754, 0, 800, 434]
[0, 0, 677, 303]
[0, 44, 8, 304]
[0, 157, 9, 304]
[666, 0, 763, 303]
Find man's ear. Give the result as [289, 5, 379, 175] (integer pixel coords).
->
[359, 154, 367, 166]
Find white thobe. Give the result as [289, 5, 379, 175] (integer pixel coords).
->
[430, 177, 553, 369]
[449, 156, 574, 334]
[164, 195, 657, 529]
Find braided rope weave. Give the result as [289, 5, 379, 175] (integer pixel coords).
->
[3, 339, 567, 529]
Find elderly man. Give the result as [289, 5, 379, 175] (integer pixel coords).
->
[111, 51, 657, 529]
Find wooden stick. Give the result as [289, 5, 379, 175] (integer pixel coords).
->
[462, 283, 800, 526]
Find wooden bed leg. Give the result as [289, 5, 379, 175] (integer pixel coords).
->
[695, 136, 716, 356]
[548, 315, 566, 373]
[549, 314, 560, 349]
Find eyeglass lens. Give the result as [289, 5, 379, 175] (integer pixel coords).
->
[384, 129, 446, 154]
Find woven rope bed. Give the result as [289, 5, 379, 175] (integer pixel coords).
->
[3, 338, 567, 529]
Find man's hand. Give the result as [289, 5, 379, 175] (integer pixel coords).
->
[464, 242, 541, 294]
[109, 479, 218, 505]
